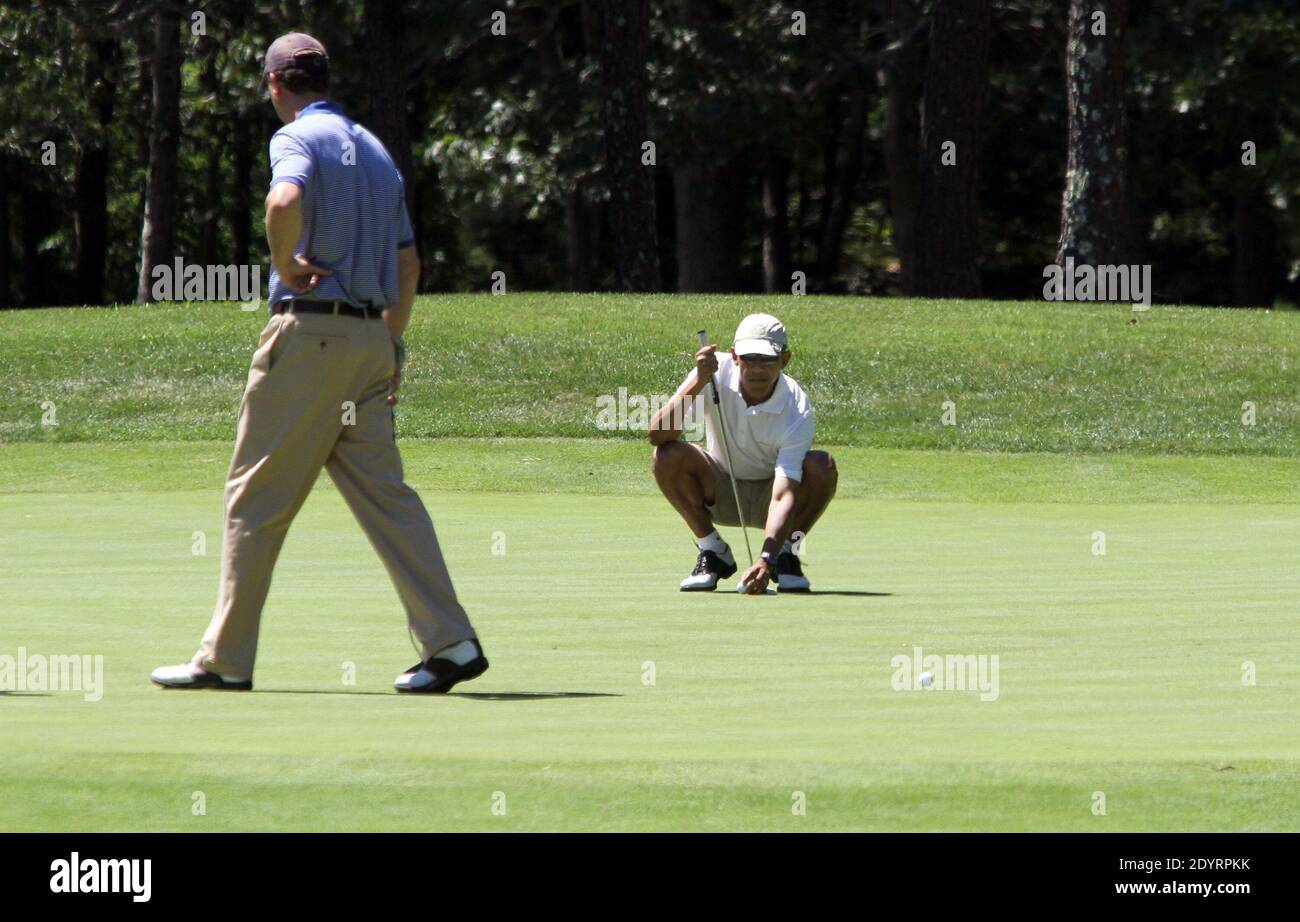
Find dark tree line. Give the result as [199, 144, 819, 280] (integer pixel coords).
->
[0, 0, 1296, 307]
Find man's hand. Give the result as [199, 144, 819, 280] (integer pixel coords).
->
[387, 335, 406, 406]
[695, 343, 719, 384]
[738, 559, 773, 594]
[276, 254, 333, 294]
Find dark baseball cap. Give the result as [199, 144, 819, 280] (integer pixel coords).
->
[262, 32, 329, 79]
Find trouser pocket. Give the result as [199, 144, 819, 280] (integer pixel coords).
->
[250, 315, 287, 375]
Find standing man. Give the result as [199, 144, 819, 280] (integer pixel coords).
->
[649, 314, 838, 593]
[152, 33, 487, 693]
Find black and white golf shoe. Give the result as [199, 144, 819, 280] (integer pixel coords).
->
[395, 639, 490, 693]
[680, 546, 738, 591]
[151, 662, 252, 690]
[775, 551, 811, 593]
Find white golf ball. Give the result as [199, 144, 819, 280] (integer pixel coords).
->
[918, 671, 934, 687]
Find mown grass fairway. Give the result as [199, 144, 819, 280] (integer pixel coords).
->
[1, 296, 1298, 831]
[3, 296, 1298, 452]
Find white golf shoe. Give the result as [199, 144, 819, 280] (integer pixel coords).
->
[774, 551, 811, 592]
[680, 546, 738, 591]
[151, 662, 252, 690]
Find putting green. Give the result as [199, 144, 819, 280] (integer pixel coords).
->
[2, 475, 1297, 831]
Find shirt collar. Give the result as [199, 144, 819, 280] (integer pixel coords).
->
[727, 361, 790, 414]
[297, 99, 342, 119]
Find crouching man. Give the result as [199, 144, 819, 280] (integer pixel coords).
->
[649, 313, 837, 594]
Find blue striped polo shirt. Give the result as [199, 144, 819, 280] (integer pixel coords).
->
[266, 99, 415, 310]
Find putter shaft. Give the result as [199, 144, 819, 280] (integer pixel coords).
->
[697, 330, 754, 568]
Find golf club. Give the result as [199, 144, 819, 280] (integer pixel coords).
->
[697, 330, 755, 578]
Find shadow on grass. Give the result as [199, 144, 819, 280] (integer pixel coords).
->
[0, 691, 52, 697]
[805, 590, 893, 597]
[452, 691, 622, 701]
[255, 689, 621, 700]
[731, 590, 893, 597]
[257, 689, 395, 696]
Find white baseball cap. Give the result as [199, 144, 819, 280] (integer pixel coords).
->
[733, 313, 788, 357]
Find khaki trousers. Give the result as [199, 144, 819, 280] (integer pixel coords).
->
[701, 451, 773, 529]
[194, 310, 475, 678]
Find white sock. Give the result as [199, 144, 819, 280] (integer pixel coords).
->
[434, 640, 479, 666]
[697, 530, 728, 555]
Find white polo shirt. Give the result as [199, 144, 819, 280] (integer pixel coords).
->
[683, 353, 815, 482]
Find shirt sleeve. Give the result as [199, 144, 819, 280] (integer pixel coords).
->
[392, 169, 415, 249]
[775, 406, 815, 482]
[396, 200, 415, 249]
[269, 130, 314, 191]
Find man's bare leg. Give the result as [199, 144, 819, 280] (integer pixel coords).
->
[653, 440, 740, 590]
[790, 450, 838, 539]
[652, 440, 718, 538]
[758, 450, 837, 593]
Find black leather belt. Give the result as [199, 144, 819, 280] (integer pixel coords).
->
[273, 299, 383, 320]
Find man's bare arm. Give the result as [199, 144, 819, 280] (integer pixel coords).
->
[384, 245, 421, 337]
[649, 344, 717, 445]
[264, 182, 301, 274]
[760, 476, 798, 556]
[265, 182, 331, 293]
[735, 475, 797, 592]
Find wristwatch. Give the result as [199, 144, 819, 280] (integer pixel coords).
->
[759, 550, 775, 573]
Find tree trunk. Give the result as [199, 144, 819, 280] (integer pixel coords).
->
[762, 154, 791, 293]
[0, 156, 10, 306]
[565, 175, 603, 291]
[1233, 182, 1277, 307]
[19, 163, 54, 304]
[198, 35, 221, 270]
[135, 6, 182, 303]
[364, 0, 418, 235]
[817, 71, 870, 290]
[230, 107, 252, 270]
[816, 94, 841, 266]
[1056, 0, 1129, 266]
[881, 0, 923, 293]
[915, 0, 992, 298]
[600, 0, 660, 291]
[74, 36, 118, 305]
[404, 58, 432, 259]
[200, 146, 220, 269]
[132, 16, 151, 258]
[581, 0, 602, 53]
[795, 157, 809, 269]
[674, 158, 744, 293]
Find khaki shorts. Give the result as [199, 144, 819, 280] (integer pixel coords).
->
[702, 452, 772, 529]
